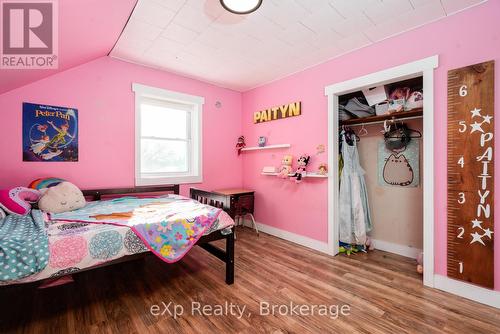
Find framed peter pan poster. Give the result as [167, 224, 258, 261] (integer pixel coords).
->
[22, 102, 79, 162]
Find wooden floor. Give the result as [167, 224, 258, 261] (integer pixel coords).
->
[1, 227, 499, 333]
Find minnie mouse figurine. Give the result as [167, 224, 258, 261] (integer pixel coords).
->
[291, 155, 310, 183]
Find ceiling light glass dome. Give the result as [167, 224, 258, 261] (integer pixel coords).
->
[220, 0, 263, 15]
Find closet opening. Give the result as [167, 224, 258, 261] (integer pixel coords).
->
[339, 77, 424, 272]
[325, 56, 438, 288]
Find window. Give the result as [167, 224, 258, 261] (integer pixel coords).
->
[133, 83, 203, 186]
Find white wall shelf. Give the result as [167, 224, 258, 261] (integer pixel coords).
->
[240, 144, 291, 152]
[261, 172, 328, 178]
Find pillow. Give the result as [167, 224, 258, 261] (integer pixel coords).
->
[29, 177, 65, 190]
[0, 187, 41, 215]
[38, 182, 86, 214]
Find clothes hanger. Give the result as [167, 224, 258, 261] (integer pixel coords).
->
[358, 123, 368, 137]
[382, 119, 392, 134]
[344, 126, 360, 144]
[384, 122, 422, 138]
[340, 125, 362, 145]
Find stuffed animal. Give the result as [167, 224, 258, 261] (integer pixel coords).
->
[258, 136, 267, 147]
[365, 237, 374, 251]
[389, 87, 411, 100]
[29, 177, 65, 190]
[416, 252, 424, 274]
[318, 163, 328, 175]
[291, 155, 310, 183]
[277, 155, 293, 178]
[236, 136, 246, 155]
[38, 182, 86, 213]
[0, 187, 41, 215]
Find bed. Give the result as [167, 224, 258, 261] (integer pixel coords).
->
[1, 186, 235, 286]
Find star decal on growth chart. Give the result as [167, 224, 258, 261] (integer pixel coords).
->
[470, 107, 482, 118]
[470, 231, 486, 246]
[482, 114, 493, 124]
[470, 122, 484, 134]
[469, 219, 493, 246]
[468, 107, 493, 134]
[483, 228, 493, 239]
[471, 219, 483, 229]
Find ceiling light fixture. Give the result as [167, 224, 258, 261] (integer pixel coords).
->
[220, 0, 262, 15]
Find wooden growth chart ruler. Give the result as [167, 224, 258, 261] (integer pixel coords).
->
[447, 60, 495, 288]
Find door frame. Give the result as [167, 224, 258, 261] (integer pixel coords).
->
[324, 56, 439, 287]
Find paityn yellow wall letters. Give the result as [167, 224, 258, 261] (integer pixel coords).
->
[253, 102, 301, 124]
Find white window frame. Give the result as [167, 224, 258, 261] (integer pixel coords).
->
[133, 83, 204, 186]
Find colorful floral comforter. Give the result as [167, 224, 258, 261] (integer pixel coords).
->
[1, 195, 234, 285]
[50, 195, 223, 263]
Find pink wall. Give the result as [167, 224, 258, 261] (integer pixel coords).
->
[0, 1, 498, 290]
[0, 57, 243, 195]
[241, 1, 499, 289]
[0, 0, 137, 94]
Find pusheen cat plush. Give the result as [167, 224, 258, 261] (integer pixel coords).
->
[38, 182, 86, 213]
[383, 154, 414, 186]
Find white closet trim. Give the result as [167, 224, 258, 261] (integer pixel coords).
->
[324, 56, 438, 288]
[325, 55, 499, 309]
[325, 56, 438, 95]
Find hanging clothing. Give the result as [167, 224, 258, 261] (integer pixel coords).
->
[339, 132, 372, 245]
[338, 153, 344, 182]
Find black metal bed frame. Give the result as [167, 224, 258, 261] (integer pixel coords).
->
[82, 185, 235, 284]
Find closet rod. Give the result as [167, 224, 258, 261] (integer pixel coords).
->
[343, 115, 423, 127]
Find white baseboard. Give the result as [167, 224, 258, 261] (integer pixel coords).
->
[241, 222, 420, 258]
[240, 220, 330, 255]
[434, 275, 500, 309]
[371, 239, 422, 259]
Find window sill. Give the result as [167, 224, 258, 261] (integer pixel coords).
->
[136, 175, 202, 186]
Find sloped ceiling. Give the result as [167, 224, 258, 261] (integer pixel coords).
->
[0, 0, 137, 94]
[111, 0, 487, 91]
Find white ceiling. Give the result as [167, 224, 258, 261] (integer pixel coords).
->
[110, 0, 486, 92]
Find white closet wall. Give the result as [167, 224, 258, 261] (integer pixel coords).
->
[356, 119, 423, 256]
